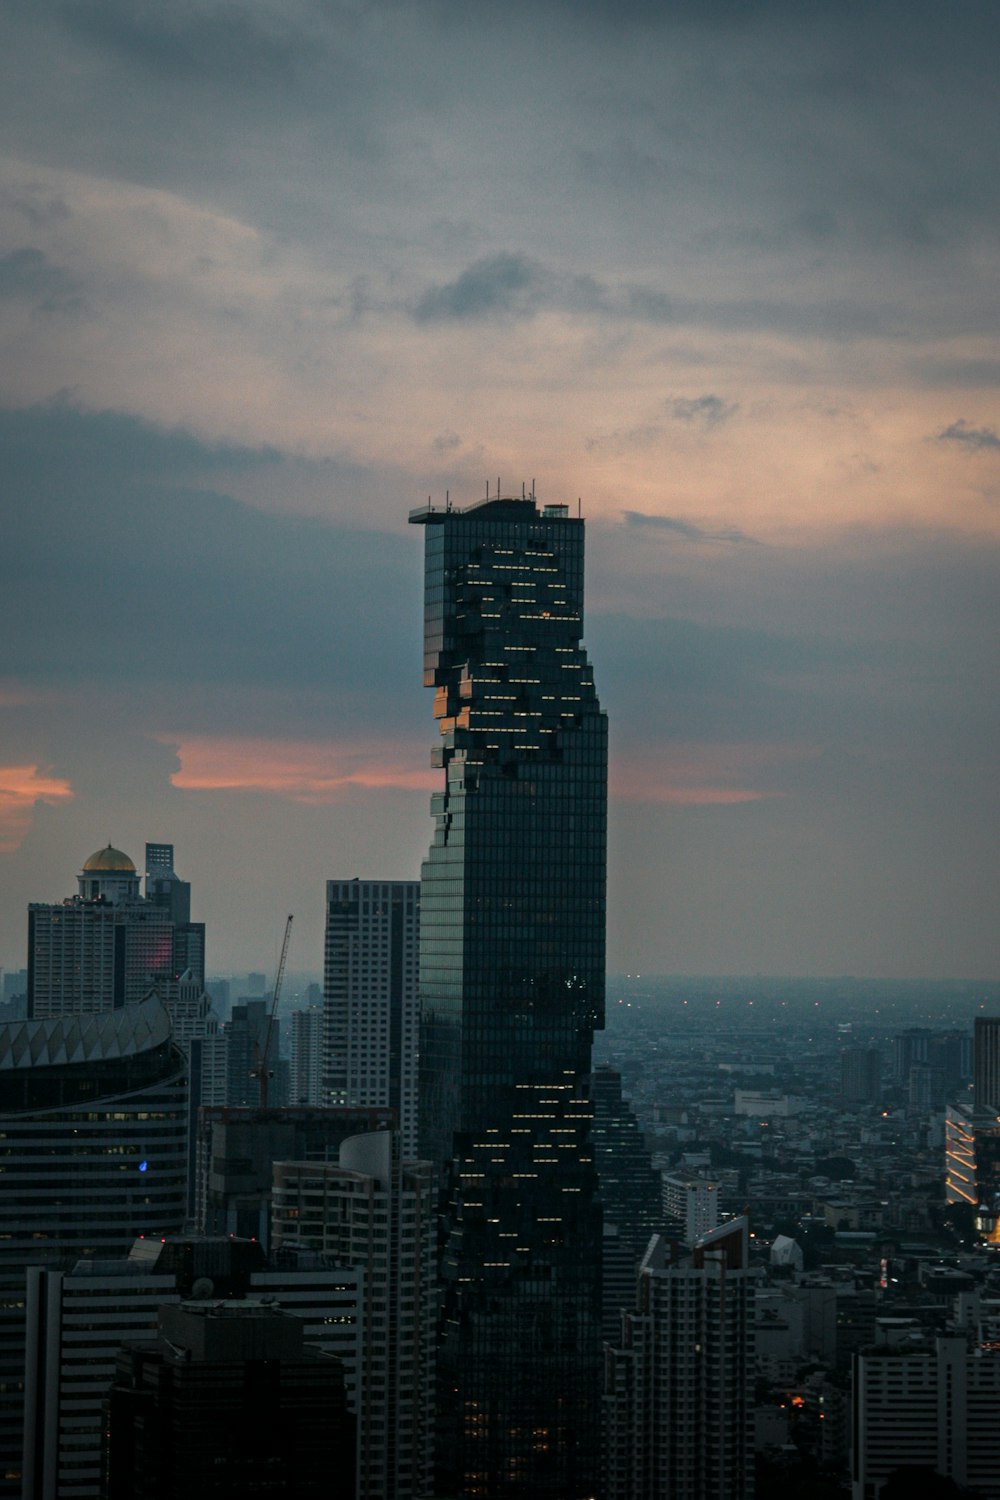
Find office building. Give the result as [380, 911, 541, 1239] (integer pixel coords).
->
[103, 1302, 354, 1498]
[0, 996, 187, 1498]
[272, 1130, 435, 1499]
[324, 879, 420, 1154]
[411, 494, 607, 1498]
[852, 1332, 1000, 1500]
[603, 1219, 757, 1500]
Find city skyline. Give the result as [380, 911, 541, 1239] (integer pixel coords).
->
[3, 2, 999, 981]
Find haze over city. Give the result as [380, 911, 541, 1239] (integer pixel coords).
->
[3, 0, 999, 980]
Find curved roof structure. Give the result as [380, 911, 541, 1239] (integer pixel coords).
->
[0, 996, 172, 1072]
[82, 843, 136, 873]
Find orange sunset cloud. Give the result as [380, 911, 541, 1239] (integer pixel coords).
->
[160, 735, 438, 802]
[0, 765, 74, 852]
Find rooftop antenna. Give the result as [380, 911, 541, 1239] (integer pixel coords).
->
[497, 476, 501, 499]
[578, 496, 582, 518]
[446, 489, 450, 511]
[531, 479, 535, 500]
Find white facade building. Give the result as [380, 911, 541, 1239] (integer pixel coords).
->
[289, 1005, 325, 1106]
[662, 1171, 720, 1246]
[324, 880, 419, 1155]
[853, 1333, 1000, 1500]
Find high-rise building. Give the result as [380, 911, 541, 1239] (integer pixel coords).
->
[194, 1104, 394, 1248]
[223, 998, 270, 1106]
[144, 842, 205, 984]
[103, 1302, 354, 1499]
[324, 879, 420, 1155]
[591, 1065, 662, 1340]
[22, 1236, 362, 1500]
[661, 1170, 720, 1247]
[411, 493, 607, 1498]
[852, 1332, 1000, 1500]
[290, 1005, 325, 1105]
[0, 996, 187, 1498]
[271, 1130, 436, 1499]
[603, 1219, 757, 1500]
[27, 844, 202, 1019]
[975, 1017, 1000, 1114]
[841, 1046, 882, 1104]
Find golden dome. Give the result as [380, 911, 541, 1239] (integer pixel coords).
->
[82, 843, 136, 873]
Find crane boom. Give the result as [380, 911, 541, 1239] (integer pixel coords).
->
[250, 914, 293, 1109]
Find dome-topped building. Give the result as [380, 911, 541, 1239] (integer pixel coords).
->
[82, 844, 136, 874]
[26, 840, 203, 1027]
[78, 844, 140, 904]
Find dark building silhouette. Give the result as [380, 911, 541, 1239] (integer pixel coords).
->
[411, 494, 607, 1498]
[591, 1064, 662, 1340]
[195, 1104, 394, 1248]
[102, 1303, 354, 1498]
[0, 997, 187, 1498]
[841, 1046, 882, 1104]
[975, 1016, 1000, 1113]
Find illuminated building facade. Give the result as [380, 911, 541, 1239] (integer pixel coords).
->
[411, 494, 607, 1498]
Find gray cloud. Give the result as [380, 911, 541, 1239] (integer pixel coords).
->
[0, 403, 420, 729]
[621, 511, 756, 544]
[936, 419, 1000, 452]
[666, 394, 738, 427]
[413, 253, 545, 322]
[0, 247, 79, 305]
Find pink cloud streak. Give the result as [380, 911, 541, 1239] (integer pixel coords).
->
[0, 765, 74, 853]
[159, 735, 438, 802]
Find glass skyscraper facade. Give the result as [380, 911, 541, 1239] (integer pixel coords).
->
[411, 495, 607, 1499]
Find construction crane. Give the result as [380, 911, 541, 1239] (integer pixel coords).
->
[249, 914, 293, 1109]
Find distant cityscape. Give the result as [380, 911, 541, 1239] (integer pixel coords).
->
[2, 496, 1000, 1500]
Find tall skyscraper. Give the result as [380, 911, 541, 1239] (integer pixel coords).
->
[323, 879, 420, 1155]
[603, 1220, 757, 1500]
[411, 494, 607, 1498]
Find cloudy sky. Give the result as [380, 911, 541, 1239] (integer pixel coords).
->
[2, 0, 999, 982]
